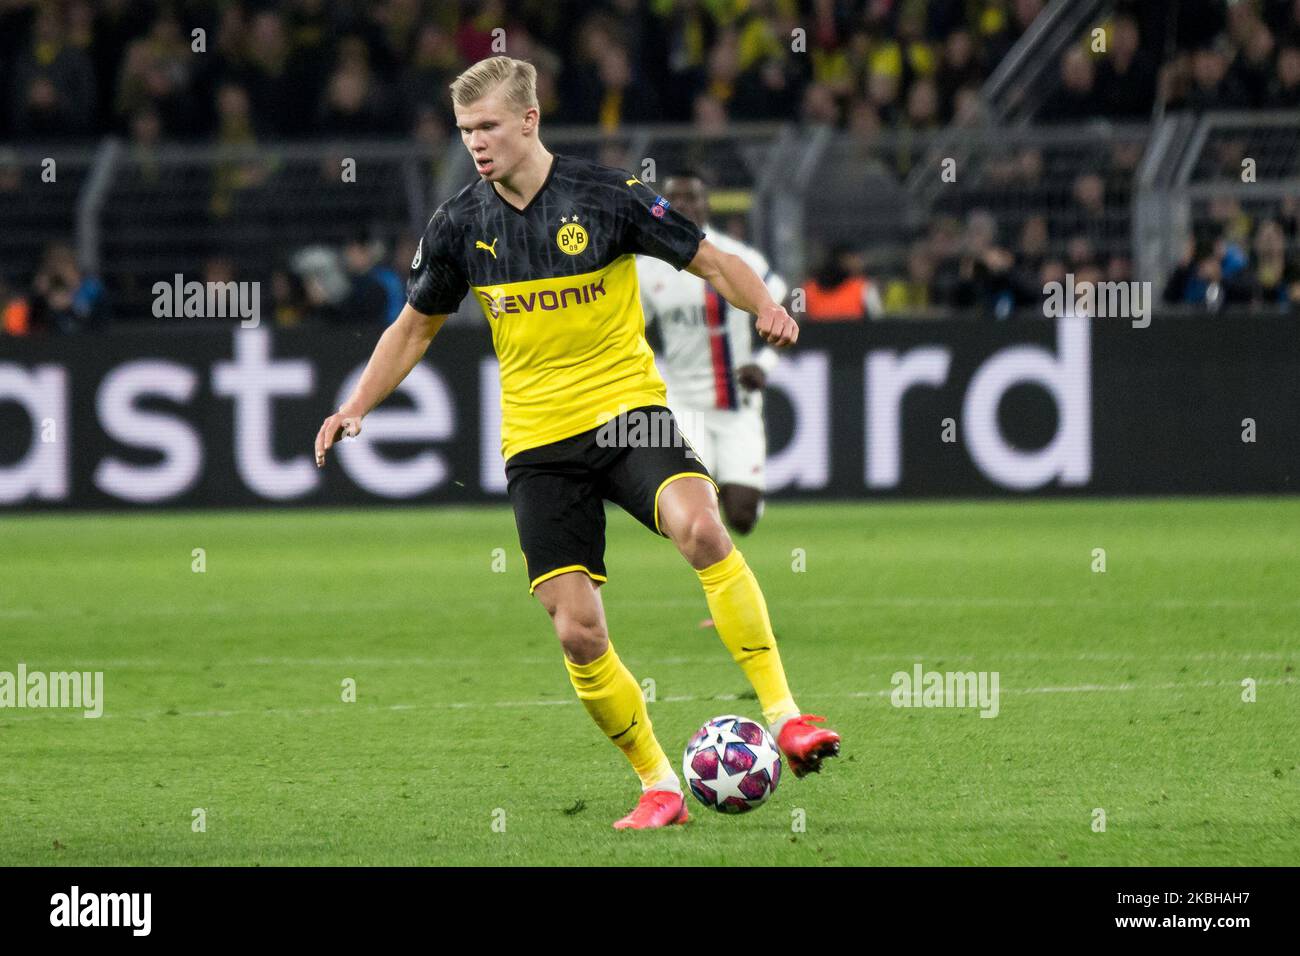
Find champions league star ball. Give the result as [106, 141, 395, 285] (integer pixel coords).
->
[682, 715, 782, 813]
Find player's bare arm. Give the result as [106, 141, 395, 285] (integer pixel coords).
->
[314, 303, 449, 467]
[685, 239, 798, 347]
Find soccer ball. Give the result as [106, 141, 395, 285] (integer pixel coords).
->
[682, 714, 782, 813]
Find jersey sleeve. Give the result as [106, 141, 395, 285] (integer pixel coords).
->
[406, 205, 468, 316]
[616, 173, 704, 271]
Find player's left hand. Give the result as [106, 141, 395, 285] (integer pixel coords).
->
[755, 303, 798, 347]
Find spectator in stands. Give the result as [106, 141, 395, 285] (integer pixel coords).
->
[1064, 173, 1113, 253]
[392, 231, 420, 282]
[796, 80, 835, 126]
[1107, 255, 1134, 284]
[1280, 196, 1300, 241]
[203, 255, 237, 286]
[290, 246, 352, 322]
[692, 91, 729, 132]
[732, 48, 802, 121]
[883, 241, 937, 313]
[801, 244, 884, 321]
[951, 210, 1019, 318]
[733, 0, 788, 77]
[114, 13, 197, 139]
[129, 105, 162, 149]
[1, 275, 32, 336]
[1042, 47, 1099, 122]
[985, 0, 1047, 68]
[317, 37, 396, 138]
[271, 268, 307, 328]
[951, 83, 984, 125]
[586, 44, 661, 130]
[866, 66, 903, 126]
[1106, 140, 1144, 201]
[344, 233, 404, 325]
[29, 243, 109, 334]
[935, 29, 984, 122]
[891, 76, 941, 175]
[903, 77, 942, 131]
[648, 0, 718, 121]
[1065, 235, 1098, 273]
[210, 83, 270, 219]
[1247, 220, 1300, 307]
[402, 23, 460, 124]
[1206, 195, 1254, 249]
[1096, 13, 1157, 117]
[700, 33, 742, 118]
[1016, 215, 1050, 279]
[1163, 234, 1246, 310]
[1039, 257, 1068, 293]
[455, 0, 507, 65]
[0, 148, 22, 194]
[337, 235, 393, 325]
[985, 147, 1044, 192]
[1227, 18, 1278, 107]
[236, 11, 300, 138]
[1183, 42, 1250, 111]
[11, 4, 95, 137]
[1270, 45, 1300, 105]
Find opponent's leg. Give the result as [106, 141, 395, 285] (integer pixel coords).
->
[657, 476, 840, 776]
[534, 571, 687, 828]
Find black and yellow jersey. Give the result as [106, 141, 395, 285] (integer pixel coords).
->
[406, 152, 704, 460]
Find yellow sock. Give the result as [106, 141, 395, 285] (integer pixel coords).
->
[565, 642, 675, 790]
[697, 548, 799, 726]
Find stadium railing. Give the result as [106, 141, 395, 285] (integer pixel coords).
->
[4, 115, 1289, 323]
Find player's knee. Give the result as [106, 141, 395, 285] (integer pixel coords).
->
[550, 608, 609, 664]
[675, 510, 732, 569]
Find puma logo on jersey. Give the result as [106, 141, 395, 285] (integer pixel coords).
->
[475, 238, 498, 258]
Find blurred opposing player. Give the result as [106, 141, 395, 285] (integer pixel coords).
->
[636, 171, 787, 536]
[313, 56, 839, 830]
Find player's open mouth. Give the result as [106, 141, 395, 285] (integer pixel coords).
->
[476, 158, 494, 174]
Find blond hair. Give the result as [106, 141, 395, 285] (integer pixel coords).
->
[450, 56, 539, 114]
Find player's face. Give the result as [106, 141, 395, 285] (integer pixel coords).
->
[455, 88, 534, 183]
[664, 177, 708, 228]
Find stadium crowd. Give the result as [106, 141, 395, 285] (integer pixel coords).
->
[2, 0, 1299, 332]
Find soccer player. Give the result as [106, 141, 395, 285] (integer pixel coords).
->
[636, 171, 786, 536]
[314, 56, 839, 829]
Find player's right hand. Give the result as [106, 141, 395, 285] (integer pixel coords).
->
[755, 303, 798, 347]
[315, 412, 363, 468]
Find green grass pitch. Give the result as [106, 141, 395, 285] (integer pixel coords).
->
[2, 498, 1296, 866]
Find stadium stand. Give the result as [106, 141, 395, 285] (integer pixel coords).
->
[1, 0, 1298, 331]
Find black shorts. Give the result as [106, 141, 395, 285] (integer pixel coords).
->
[505, 405, 716, 593]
